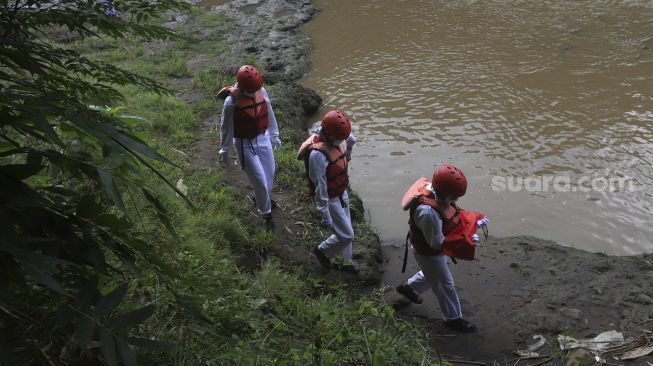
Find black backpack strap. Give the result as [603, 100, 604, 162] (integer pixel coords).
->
[402, 231, 410, 273]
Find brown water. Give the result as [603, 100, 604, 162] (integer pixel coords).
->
[301, 0, 653, 255]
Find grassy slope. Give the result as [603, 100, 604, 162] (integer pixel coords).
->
[70, 9, 443, 365]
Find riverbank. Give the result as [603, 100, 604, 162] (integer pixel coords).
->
[385, 237, 653, 362]
[200, 0, 653, 364]
[59, 2, 440, 364]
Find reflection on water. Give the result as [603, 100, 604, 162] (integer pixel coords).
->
[301, 0, 653, 254]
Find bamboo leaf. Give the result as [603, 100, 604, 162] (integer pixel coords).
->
[127, 337, 178, 352]
[20, 261, 67, 295]
[76, 314, 95, 350]
[97, 168, 126, 213]
[94, 283, 127, 317]
[141, 188, 179, 242]
[117, 339, 138, 366]
[109, 304, 155, 330]
[23, 105, 65, 147]
[76, 196, 103, 219]
[99, 328, 118, 366]
[0, 163, 44, 181]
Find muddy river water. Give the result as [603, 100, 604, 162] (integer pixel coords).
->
[300, 0, 653, 255]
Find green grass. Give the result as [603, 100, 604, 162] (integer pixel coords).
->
[193, 67, 233, 96]
[66, 9, 443, 366]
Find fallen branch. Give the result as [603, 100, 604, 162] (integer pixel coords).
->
[502, 354, 549, 365]
[525, 357, 551, 366]
[448, 360, 487, 366]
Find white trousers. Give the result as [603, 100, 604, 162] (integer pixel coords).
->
[234, 132, 275, 215]
[318, 191, 354, 263]
[407, 248, 463, 321]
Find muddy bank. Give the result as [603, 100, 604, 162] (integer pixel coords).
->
[384, 235, 653, 362]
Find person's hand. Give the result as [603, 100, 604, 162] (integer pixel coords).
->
[320, 216, 333, 229]
[219, 151, 235, 167]
[271, 136, 282, 150]
[472, 233, 480, 246]
[477, 217, 489, 227]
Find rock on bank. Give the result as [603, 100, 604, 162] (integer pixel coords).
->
[211, 0, 322, 138]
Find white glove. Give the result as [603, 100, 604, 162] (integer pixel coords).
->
[472, 233, 480, 246]
[271, 136, 282, 150]
[219, 150, 235, 167]
[320, 216, 333, 229]
[477, 217, 489, 227]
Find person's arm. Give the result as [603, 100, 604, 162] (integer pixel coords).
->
[345, 132, 357, 160]
[308, 150, 331, 224]
[219, 96, 235, 166]
[414, 205, 445, 250]
[219, 96, 235, 153]
[262, 88, 281, 148]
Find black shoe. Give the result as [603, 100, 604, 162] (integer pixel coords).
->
[396, 283, 423, 304]
[313, 246, 332, 269]
[333, 262, 360, 274]
[263, 213, 275, 231]
[443, 318, 476, 333]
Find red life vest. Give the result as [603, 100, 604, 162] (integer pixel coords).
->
[217, 86, 269, 139]
[297, 134, 349, 198]
[402, 177, 485, 261]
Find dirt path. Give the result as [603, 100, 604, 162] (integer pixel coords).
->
[171, 3, 383, 285]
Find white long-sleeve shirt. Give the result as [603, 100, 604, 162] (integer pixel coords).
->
[219, 86, 279, 154]
[413, 205, 445, 250]
[307, 132, 357, 220]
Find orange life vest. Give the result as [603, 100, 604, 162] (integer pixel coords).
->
[217, 86, 269, 138]
[401, 178, 485, 262]
[297, 134, 349, 198]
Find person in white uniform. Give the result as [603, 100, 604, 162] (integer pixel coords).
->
[396, 164, 488, 332]
[217, 65, 281, 230]
[297, 110, 359, 273]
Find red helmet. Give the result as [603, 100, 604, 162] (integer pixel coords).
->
[321, 109, 351, 140]
[236, 65, 263, 93]
[432, 164, 467, 198]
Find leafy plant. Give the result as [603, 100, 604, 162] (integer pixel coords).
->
[0, 0, 193, 364]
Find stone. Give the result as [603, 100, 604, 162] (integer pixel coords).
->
[632, 293, 653, 305]
[559, 308, 582, 320]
